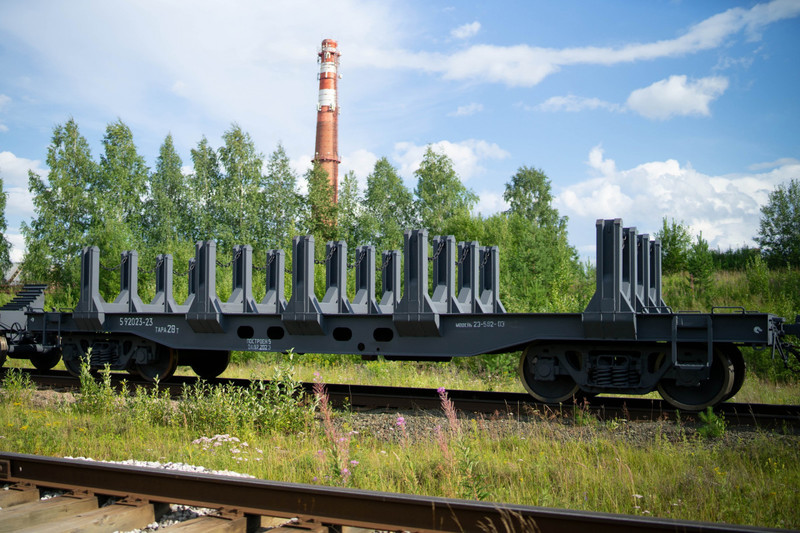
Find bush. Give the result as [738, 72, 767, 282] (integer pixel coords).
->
[178, 355, 313, 435]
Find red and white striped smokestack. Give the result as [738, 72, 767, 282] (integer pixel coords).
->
[314, 38, 341, 202]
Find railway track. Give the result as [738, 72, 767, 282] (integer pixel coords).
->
[15, 368, 800, 427]
[0, 452, 787, 532]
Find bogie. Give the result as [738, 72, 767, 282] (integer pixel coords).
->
[61, 335, 178, 382]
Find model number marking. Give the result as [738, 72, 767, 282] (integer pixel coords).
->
[455, 321, 505, 328]
[119, 317, 154, 327]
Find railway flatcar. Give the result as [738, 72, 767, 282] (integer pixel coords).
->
[1, 219, 798, 411]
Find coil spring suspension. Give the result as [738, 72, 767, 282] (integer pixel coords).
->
[590, 356, 639, 388]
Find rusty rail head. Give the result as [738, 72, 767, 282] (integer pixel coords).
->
[0, 452, 780, 533]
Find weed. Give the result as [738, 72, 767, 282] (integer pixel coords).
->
[126, 378, 174, 426]
[436, 386, 490, 501]
[178, 355, 312, 436]
[1, 368, 34, 404]
[313, 374, 355, 485]
[572, 399, 597, 427]
[75, 353, 117, 414]
[697, 407, 727, 439]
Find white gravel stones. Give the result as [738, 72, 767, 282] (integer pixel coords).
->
[64, 455, 254, 478]
[61, 456, 253, 532]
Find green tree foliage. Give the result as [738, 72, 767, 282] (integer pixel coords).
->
[687, 232, 714, 293]
[336, 170, 363, 250]
[90, 120, 151, 297]
[0, 175, 11, 274]
[757, 179, 800, 267]
[188, 136, 222, 240]
[19, 118, 597, 317]
[144, 134, 191, 250]
[710, 246, 760, 271]
[96, 119, 149, 230]
[216, 124, 264, 252]
[483, 167, 585, 313]
[22, 119, 97, 302]
[262, 143, 301, 250]
[656, 217, 692, 274]
[361, 157, 415, 252]
[503, 166, 563, 229]
[413, 147, 477, 236]
[303, 162, 338, 242]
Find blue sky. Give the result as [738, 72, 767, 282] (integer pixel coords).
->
[0, 0, 798, 263]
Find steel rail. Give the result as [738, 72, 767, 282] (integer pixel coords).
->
[16, 368, 800, 427]
[0, 452, 786, 533]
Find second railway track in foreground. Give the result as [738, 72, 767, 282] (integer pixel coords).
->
[0, 452, 788, 532]
[18, 368, 800, 428]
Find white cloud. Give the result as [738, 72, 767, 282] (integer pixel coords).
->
[748, 157, 800, 171]
[0, 151, 47, 261]
[475, 191, 508, 217]
[451, 21, 480, 40]
[393, 139, 510, 183]
[555, 147, 800, 250]
[0, 151, 40, 218]
[449, 102, 483, 117]
[533, 75, 728, 120]
[7, 232, 24, 263]
[627, 75, 729, 120]
[535, 95, 623, 113]
[290, 154, 313, 195]
[0, 0, 408, 158]
[341, 148, 378, 191]
[376, 1, 800, 87]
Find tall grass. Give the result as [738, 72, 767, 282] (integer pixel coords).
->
[1, 366, 798, 528]
[662, 264, 800, 381]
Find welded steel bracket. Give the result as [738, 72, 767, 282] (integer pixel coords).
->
[394, 229, 440, 336]
[352, 245, 380, 314]
[283, 235, 324, 334]
[151, 254, 181, 313]
[583, 219, 637, 339]
[222, 245, 259, 313]
[186, 241, 224, 333]
[73, 246, 105, 330]
[379, 250, 401, 314]
[183, 258, 196, 307]
[261, 249, 287, 314]
[108, 250, 145, 313]
[320, 241, 353, 314]
[479, 245, 505, 313]
[431, 235, 463, 313]
[456, 241, 480, 313]
[649, 239, 668, 311]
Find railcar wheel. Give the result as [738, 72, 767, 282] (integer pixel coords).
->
[30, 348, 61, 371]
[187, 350, 231, 379]
[64, 355, 86, 377]
[136, 345, 178, 382]
[657, 346, 734, 411]
[720, 344, 745, 402]
[519, 345, 580, 403]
